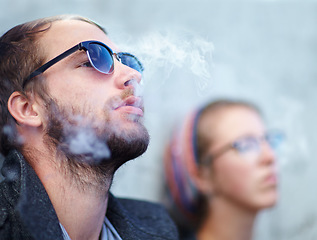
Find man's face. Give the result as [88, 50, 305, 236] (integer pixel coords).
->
[37, 20, 149, 168]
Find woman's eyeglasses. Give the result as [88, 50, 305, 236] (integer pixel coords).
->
[203, 131, 285, 164]
[23, 40, 144, 89]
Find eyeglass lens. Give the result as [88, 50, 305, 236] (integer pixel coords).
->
[232, 132, 284, 161]
[117, 52, 144, 73]
[87, 43, 114, 74]
[87, 43, 143, 74]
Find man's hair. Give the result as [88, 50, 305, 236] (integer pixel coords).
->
[0, 15, 106, 156]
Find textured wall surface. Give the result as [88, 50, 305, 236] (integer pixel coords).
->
[1, 0, 316, 239]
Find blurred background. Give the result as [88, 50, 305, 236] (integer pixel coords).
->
[1, 0, 316, 239]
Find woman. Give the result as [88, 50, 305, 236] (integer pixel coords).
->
[164, 99, 283, 240]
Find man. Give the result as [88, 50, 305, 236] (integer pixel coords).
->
[0, 15, 178, 240]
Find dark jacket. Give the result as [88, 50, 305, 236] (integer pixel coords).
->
[181, 232, 196, 240]
[0, 150, 179, 240]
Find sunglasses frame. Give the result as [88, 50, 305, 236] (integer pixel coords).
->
[22, 40, 143, 89]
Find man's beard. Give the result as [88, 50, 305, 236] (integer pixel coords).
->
[43, 91, 149, 191]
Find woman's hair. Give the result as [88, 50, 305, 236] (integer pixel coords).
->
[0, 15, 106, 156]
[163, 99, 260, 233]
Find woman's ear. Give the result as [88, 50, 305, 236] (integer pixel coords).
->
[7, 91, 42, 127]
[192, 164, 215, 197]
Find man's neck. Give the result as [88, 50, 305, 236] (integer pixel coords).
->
[55, 189, 109, 240]
[28, 148, 113, 240]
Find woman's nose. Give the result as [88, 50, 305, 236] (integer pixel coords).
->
[259, 141, 276, 165]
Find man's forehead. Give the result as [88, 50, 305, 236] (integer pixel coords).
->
[39, 19, 118, 59]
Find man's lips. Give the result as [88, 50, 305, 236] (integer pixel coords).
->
[113, 96, 144, 116]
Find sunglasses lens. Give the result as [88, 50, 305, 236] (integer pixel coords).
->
[87, 43, 114, 74]
[117, 52, 144, 73]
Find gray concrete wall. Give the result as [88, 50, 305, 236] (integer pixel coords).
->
[1, 0, 317, 239]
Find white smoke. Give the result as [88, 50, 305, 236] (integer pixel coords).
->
[3, 124, 24, 145]
[51, 109, 113, 164]
[67, 125, 111, 162]
[117, 28, 215, 95]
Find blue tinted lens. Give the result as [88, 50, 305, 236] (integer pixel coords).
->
[87, 43, 114, 74]
[117, 52, 144, 73]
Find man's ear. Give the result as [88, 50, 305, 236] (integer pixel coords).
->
[7, 91, 42, 127]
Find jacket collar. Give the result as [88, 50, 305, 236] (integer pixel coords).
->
[1, 150, 64, 240]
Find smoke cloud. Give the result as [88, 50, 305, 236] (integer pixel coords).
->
[117, 28, 215, 95]
[66, 123, 111, 162]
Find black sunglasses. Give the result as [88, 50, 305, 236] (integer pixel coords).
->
[23, 40, 144, 89]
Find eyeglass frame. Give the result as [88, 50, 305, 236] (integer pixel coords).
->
[201, 130, 285, 165]
[22, 40, 144, 89]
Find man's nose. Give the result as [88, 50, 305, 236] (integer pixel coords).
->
[113, 59, 142, 90]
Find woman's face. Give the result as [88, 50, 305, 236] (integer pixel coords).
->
[203, 106, 278, 211]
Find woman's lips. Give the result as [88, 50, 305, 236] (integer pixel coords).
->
[264, 173, 278, 186]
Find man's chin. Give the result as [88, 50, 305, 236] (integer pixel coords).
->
[107, 124, 150, 167]
[125, 113, 144, 123]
